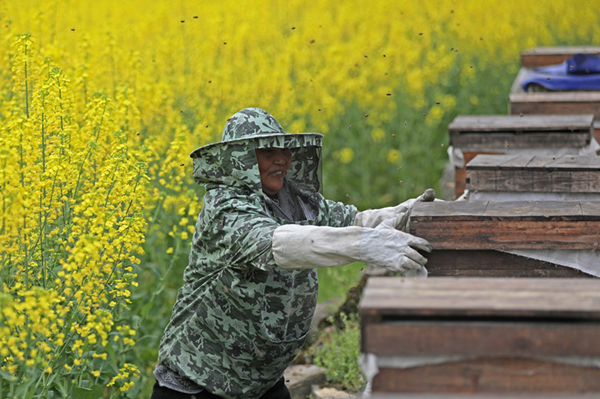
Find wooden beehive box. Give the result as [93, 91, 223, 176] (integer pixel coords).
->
[521, 46, 600, 68]
[408, 200, 599, 277]
[509, 70, 600, 143]
[448, 115, 594, 199]
[466, 154, 600, 194]
[360, 277, 600, 395]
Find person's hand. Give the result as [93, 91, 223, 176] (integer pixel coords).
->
[361, 215, 431, 277]
[353, 188, 436, 229]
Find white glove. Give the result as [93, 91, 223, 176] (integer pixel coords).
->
[364, 216, 429, 277]
[272, 220, 431, 276]
[353, 188, 436, 230]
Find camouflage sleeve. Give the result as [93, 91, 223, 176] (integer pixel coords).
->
[320, 197, 358, 228]
[210, 200, 280, 272]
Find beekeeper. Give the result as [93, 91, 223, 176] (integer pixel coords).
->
[152, 107, 434, 399]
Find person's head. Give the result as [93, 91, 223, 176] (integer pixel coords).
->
[190, 108, 324, 195]
[255, 147, 292, 195]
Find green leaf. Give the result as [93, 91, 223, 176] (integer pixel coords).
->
[73, 385, 105, 399]
[140, 299, 154, 318]
[105, 340, 117, 365]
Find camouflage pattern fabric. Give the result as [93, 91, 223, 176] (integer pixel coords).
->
[158, 108, 357, 398]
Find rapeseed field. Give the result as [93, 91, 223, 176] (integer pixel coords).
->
[1, 0, 599, 397]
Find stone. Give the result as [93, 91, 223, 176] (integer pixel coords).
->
[285, 364, 327, 399]
[311, 385, 361, 399]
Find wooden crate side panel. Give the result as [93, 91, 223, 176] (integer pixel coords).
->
[449, 114, 594, 132]
[454, 151, 502, 199]
[496, 170, 533, 192]
[510, 100, 600, 120]
[410, 219, 600, 250]
[451, 132, 590, 149]
[372, 359, 600, 393]
[423, 250, 591, 278]
[360, 277, 600, 318]
[466, 169, 499, 191]
[363, 322, 600, 357]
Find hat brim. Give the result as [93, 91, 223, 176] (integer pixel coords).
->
[190, 133, 324, 158]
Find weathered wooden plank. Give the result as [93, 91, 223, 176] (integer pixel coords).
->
[521, 46, 600, 68]
[510, 92, 600, 120]
[449, 115, 593, 150]
[424, 250, 591, 278]
[582, 201, 600, 216]
[363, 321, 600, 357]
[468, 154, 600, 170]
[411, 219, 600, 250]
[372, 358, 600, 393]
[570, 172, 600, 192]
[546, 155, 600, 169]
[455, 151, 503, 199]
[466, 169, 501, 192]
[498, 154, 532, 167]
[451, 133, 591, 149]
[467, 154, 526, 168]
[495, 170, 533, 192]
[411, 200, 594, 219]
[527, 155, 552, 168]
[410, 201, 600, 249]
[449, 115, 594, 132]
[360, 277, 600, 320]
[466, 154, 600, 195]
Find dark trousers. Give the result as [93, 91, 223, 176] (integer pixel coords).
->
[150, 377, 291, 399]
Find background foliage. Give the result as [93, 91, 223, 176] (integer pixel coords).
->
[1, 0, 599, 397]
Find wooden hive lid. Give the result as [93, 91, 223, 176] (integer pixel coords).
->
[449, 114, 594, 133]
[448, 115, 593, 149]
[360, 277, 600, 320]
[467, 154, 600, 171]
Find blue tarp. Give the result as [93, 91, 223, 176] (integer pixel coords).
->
[521, 54, 600, 91]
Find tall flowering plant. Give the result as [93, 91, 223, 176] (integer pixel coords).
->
[0, 33, 147, 398]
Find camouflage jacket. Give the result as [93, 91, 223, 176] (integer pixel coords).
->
[157, 108, 358, 398]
